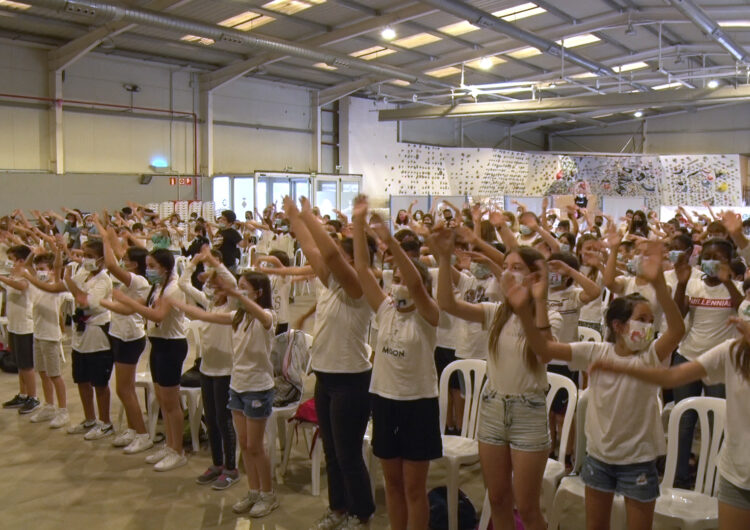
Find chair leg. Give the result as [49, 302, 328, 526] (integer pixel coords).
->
[189, 396, 201, 453]
[266, 414, 278, 475]
[280, 421, 295, 476]
[477, 490, 492, 530]
[311, 439, 322, 496]
[446, 461, 459, 530]
[147, 397, 159, 440]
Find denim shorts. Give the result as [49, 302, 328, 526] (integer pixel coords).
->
[718, 475, 750, 510]
[227, 388, 274, 419]
[582, 455, 660, 502]
[476, 389, 550, 452]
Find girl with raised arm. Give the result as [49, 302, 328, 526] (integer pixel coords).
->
[511, 241, 685, 530]
[434, 226, 561, 530]
[353, 196, 440, 530]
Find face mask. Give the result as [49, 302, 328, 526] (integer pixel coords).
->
[623, 320, 655, 351]
[548, 271, 564, 288]
[668, 250, 684, 264]
[595, 220, 603, 227]
[627, 255, 642, 276]
[82, 258, 99, 272]
[503, 270, 525, 286]
[519, 225, 532, 236]
[145, 268, 162, 285]
[4, 260, 15, 270]
[36, 270, 50, 282]
[744, 228, 750, 237]
[470, 262, 492, 280]
[203, 286, 215, 299]
[701, 259, 720, 278]
[390, 283, 413, 309]
[560, 244, 571, 253]
[218, 222, 227, 229]
[383, 262, 392, 271]
[739, 300, 750, 321]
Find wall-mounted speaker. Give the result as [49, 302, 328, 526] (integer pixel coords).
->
[139, 174, 153, 185]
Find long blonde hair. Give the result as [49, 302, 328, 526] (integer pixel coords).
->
[488, 247, 544, 370]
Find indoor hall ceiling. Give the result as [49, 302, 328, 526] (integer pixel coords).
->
[0, 0, 748, 134]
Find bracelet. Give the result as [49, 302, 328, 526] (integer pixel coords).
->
[537, 325, 551, 330]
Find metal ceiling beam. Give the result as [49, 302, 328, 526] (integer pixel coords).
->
[198, 3, 436, 91]
[377, 84, 750, 120]
[47, 0, 187, 71]
[419, 0, 616, 77]
[25, 0, 442, 86]
[668, 0, 750, 63]
[318, 76, 379, 106]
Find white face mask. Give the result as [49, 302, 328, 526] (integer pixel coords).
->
[82, 258, 99, 272]
[390, 283, 413, 309]
[622, 320, 655, 351]
[36, 270, 50, 282]
[503, 270, 525, 286]
[203, 286, 215, 299]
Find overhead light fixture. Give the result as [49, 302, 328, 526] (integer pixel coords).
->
[707, 79, 719, 89]
[381, 27, 396, 40]
[478, 57, 494, 70]
[470, 87, 480, 98]
[633, 110, 643, 118]
[549, 81, 557, 88]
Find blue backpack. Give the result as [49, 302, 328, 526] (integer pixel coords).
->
[428, 486, 477, 530]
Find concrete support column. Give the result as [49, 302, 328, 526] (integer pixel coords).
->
[48, 70, 64, 174]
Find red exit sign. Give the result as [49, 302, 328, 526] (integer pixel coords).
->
[169, 177, 193, 186]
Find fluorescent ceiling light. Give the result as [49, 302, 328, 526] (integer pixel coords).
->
[508, 34, 599, 59]
[0, 0, 30, 9]
[437, 3, 545, 37]
[262, 0, 324, 16]
[707, 79, 719, 89]
[718, 20, 750, 28]
[615, 61, 648, 73]
[426, 66, 462, 78]
[218, 11, 275, 31]
[652, 81, 682, 90]
[181, 35, 215, 45]
[592, 113, 613, 118]
[381, 27, 396, 40]
[392, 32, 441, 49]
[313, 62, 337, 71]
[633, 110, 643, 118]
[349, 46, 397, 60]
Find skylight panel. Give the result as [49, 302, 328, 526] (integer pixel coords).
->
[439, 20, 479, 36]
[493, 3, 546, 22]
[426, 66, 462, 78]
[349, 46, 397, 60]
[180, 35, 215, 45]
[557, 34, 600, 48]
[262, 0, 325, 16]
[465, 56, 506, 69]
[389, 80, 411, 87]
[313, 62, 337, 71]
[615, 61, 648, 73]
[718, 20, 750, 28]
[392, 32, 442, 49]
[218, 11, 275, 31]
[0, 0, 30, 9]
[652, 82, 682, 90]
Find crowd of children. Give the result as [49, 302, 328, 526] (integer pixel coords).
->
[1, 197, 749, 530]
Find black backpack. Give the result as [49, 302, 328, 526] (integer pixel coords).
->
[428, 486, 477, 530]
[0, 349, 18, 374]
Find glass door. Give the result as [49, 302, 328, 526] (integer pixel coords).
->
[291, 177, 311, 203]
[233, 177, 255, 220]
[340, 178, 361, 217]
[314, 178, 339, 218]
[212, 176, 231, 215]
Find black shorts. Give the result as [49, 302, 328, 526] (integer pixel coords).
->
[111, 336, 147, 365]
[149, 337, 188, 387]
[72, 350, 114, 387]
[371, 394, 442, 461]
[9, 332, 34, 370]
[547, 364, 578, 414]
[275, 322, 289, 336]
[434, 346, 460, 389]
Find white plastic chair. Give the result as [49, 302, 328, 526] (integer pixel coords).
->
[477, 372, 578, 530]
[185, 319, 202, 363]
[653, 397, 726, 530]
[578, 327, 602, 343]
[179, 386, 203, 453]
[437, 359, 487, 530]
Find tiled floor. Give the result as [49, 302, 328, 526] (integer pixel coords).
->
[0, 294, 487, 529]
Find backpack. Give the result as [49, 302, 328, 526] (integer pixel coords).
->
[179, 357, 202, 388]
[0, 349, 17, 374]
[428, 486, 477, 530]
[270, 330, 310, 407]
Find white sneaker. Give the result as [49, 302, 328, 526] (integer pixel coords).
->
[154, 448, 187, 472]
[67, 419, 97, 435]
[232, 490, 261, 514]
[29, 403, 56, 423]
[145, 446, 170, 464]
[112, 428, 136, 447]
[124, 433, 153, 454]
[340, 515, 370, 529]
[309, 510, 347, 530]
[84, 422, 115, 440]
[49, 408, 70, 429]
[248, 491, 279, 518]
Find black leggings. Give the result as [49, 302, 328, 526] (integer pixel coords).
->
[314, 370, 375, 520]
[200, 374, 236, 470]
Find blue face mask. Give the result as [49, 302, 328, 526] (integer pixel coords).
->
[470, 262, 492, 280]
[519, 225, 532, 236]
[145, 268, 162, 285]
[627, 255, 642, 276]
[560, 244, 571, 253]
[701, 259, 720, 278]
[548, 271, 564, 288]
[668, 250, 684, 264]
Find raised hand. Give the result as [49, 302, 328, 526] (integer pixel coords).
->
[489, 210, 507, 227]
[639, 241, 664, 284]
[369, 213, 390, 242]
[548, 259, 573, 275]
[298, 196, 312, 215]
[674, 260, 693, 284]
[501, 270, 530, 310]
[427, 225, 455, 257]
[719, 210, 742, 236]
[454, 224, 477, 244]
[529, 259, 549, 301]
[282, 196, 298, 217]
[717, 262, 733, 283]
[352, 195, 368, 219]
[603, 231, 623, 250]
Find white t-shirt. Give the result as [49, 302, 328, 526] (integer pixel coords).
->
[569, 341, 667, 464]
[72, 269, 112, 353]
[456, 274, 500, 360]
[109, 272, 150, 342]
[429, 267, 462, 350]
[696, 339, 750, 489]
[271, 275, 292, 325]
[5, 283, 34, 335]
[230, 309, 276, 393]
[579, 268, 603, 324]
[370, 299, 438, 400]
[548, 285, 586, 345]
[481, 302, 562, 395]
[679, 278, 740, 361]
[311, 276, 373, 373]
[198, 300, 235, 377]
[146, 279, 187, 339]
[31, 287, 63, 342]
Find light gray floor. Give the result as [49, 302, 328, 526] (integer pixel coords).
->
[0, 293, 486, 529]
